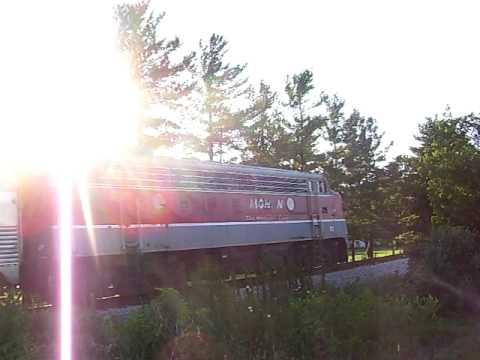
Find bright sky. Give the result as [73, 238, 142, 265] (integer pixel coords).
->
[154, 0, 480, 157]
[0, 2, 140, 174]
[1, 1, 478, 166]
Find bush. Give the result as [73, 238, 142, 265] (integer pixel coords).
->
[74, 311, 116, 360]
[182, 266, 448, 360]
[1, 264, 466, 359]
[0, 290, 31, 359]
[302, 289, 442, 359]
[415, 225, 480, 311]
[112, 288, 190, 360]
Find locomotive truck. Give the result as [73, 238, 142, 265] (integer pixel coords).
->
[0, 157, 348, 302]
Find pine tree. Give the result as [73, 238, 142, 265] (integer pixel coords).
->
[283, 70, 324, 171]
[342, 110, 387, 184]
[320, 94, 346, 188]
[193, 33, 249, 162]
[240, 81, 289, 167]
[377, 155, 431, 248]
[340, 110, 390, 241]
[115, 1, 195, 154]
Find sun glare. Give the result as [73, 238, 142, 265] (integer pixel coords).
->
[58, 171, 73, 360]
[0, 2, 141, 174]
[0, 2, 142, 360]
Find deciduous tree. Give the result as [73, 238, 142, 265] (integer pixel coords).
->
[415, 112, 480, 232]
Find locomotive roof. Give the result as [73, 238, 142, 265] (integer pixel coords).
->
[113, 156, 325, 181]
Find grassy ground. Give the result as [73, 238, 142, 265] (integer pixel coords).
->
[348, 248, 404, 262]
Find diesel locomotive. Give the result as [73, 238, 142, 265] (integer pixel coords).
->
[0, 157, 348, 301]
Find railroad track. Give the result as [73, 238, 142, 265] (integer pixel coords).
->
[94, 254, 409, 313]
[319, 255, 409, 288]
[15, 255, 408, 313]
[314, 253, 407, 274]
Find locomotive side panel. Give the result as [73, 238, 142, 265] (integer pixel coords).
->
[69, 186, 319, 256]
[68, 186, 347, 257]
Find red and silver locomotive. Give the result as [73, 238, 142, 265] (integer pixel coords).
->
[0, 158, 348, 301]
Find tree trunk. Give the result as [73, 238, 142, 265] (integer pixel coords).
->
[208, 111, 214, 161]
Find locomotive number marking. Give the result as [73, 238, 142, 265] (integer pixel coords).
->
[250, 198, 272, 209]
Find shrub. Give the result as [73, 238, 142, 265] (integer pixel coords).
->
[73, 311, 116, 360]
[0, 290, 31, 359]
[184, 265, 448, 360]
[112, 288, 190, 360]
[416, 225, 480, 311]
[0, 278, 464, 359]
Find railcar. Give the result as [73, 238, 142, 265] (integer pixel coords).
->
[0, 157, 348, 301]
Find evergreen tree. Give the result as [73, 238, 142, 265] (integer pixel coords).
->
[320, 94, 346, 189]
[283, 70, 324, 171]
[193, 33, 249, 162]
[240, 81, 290, 167]
[115, 1, 195, 153]
[376, 155, 431, 248]
[340, 110, 390, 241]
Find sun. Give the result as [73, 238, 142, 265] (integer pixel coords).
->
[0, 3, 144, 360]
[0, 2, 142, 176]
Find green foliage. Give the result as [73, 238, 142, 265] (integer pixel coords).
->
[112, 288, 190, 360]
[424, 226, 480, 283]
[283, 70, 324, 171]
[240, 81, 290, 167]
[73, 311, 116, 360]
[339, 111, 390, 241]
[191, 285, 448, 359]
[193, 33, 249, 161]
[417, 225, 480, 311]
[415, 112, 480, 232]
[375, 155, 431, 246]
[319, 98, 390, 241]
[0, 291, 31, 360]
[115, 0, 195, 152]
[1, 278, 472, 360]
[178, 266, 450, 359]
[319, 94, 346, 189]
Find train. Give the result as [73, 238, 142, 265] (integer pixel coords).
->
[0, 157, 348, 302]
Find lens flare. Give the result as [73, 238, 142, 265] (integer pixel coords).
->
[78, 173, 97, 258]
[1, 2, 143, 360]
[58, 172, 73, 360]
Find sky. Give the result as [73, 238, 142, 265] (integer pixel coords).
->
[0, 2, 140, 175]
[0, 0, 478, 169]
[153, 0, 480, 158]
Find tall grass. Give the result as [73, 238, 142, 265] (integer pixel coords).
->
[100, 266, 456, 360]
[0, 264, 473, 359]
